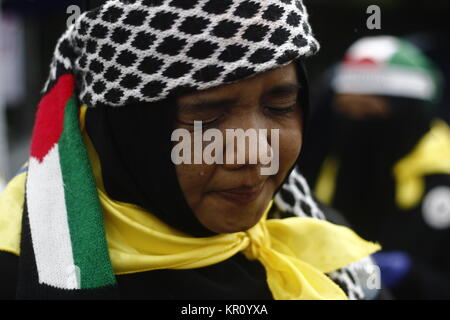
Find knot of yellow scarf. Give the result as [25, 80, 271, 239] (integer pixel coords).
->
[244, 216, 271, 260]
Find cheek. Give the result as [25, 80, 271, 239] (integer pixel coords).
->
[277, 118, 303, 173]
[281, 128, 302, 161]
[175, 163, 215, 210]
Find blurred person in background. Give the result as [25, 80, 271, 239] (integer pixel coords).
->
[303, 36, 450, 299]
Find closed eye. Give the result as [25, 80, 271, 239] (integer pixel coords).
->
[265, 104, 298, 116]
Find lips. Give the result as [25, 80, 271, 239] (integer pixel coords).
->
[214, 182, 265, 205]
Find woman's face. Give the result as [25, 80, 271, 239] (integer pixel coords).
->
[174, 62, 303, 233]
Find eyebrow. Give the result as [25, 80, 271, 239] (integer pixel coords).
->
[178, 98, 238, 113]
[263, 83, 302, 98]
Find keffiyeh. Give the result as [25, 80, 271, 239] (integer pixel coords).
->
[46, 0, 320, 107]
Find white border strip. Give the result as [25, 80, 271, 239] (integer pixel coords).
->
[27, 145, 78, 289]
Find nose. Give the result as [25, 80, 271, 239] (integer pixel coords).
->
[222, 112, 273, 170]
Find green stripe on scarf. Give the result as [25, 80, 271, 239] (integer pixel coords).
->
[59, 97, 116, 289]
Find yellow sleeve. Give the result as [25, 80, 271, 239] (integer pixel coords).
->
[0, 172, 26, 256]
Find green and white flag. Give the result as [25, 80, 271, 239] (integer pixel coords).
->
[24, 74, 116, 294]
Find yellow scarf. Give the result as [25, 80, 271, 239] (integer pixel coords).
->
[393, 120, 450, 209]
[79, 106, 380, 300]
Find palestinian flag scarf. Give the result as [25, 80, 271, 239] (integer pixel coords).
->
[17, 74, 118, 299]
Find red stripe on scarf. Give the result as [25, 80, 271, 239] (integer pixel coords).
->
[30, 74, 75, 162]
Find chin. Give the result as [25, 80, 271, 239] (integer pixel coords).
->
[224, 220, 258, 233]
[194, 187, 274, 233]
[200, 205, 266, 234]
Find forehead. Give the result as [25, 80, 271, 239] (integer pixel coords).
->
[178, 62, 298, 104]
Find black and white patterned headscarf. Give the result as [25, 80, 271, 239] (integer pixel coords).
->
[45, 0, 320, 107]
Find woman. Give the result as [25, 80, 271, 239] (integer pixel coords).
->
[0, 0, 379, 300]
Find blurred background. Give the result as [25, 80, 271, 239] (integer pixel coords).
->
[0, 0, 449, 182]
